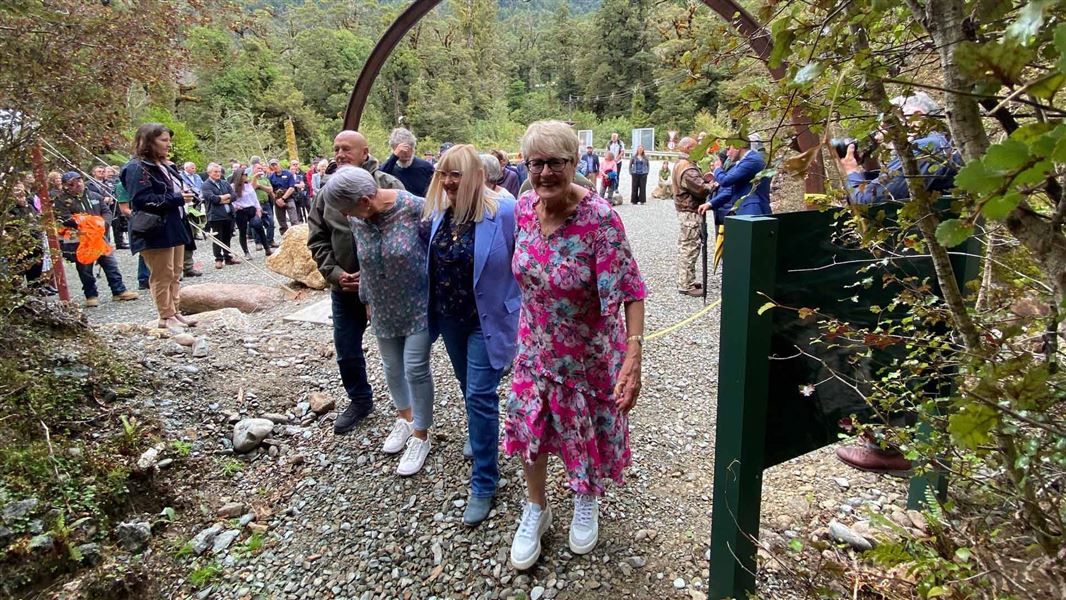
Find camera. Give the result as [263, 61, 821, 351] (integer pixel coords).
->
[831, 135, 876, 163]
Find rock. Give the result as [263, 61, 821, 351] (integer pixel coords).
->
[263, 413, 289, 424]
[212, 529, 240, 554]
[308, 392, 335, 415]
[190, 525, 223, 555]
[232, 418, 275, 453]
[186, 307, 251, 332]
[0, 525, 12, 549]
[157, 458, 174, 469]
[2, 497, 39, 522]
[906, 510, 929, 533]
[217, 502, 246, 518]
[673, 577, 686, 589]
[75, 542, 103, 566]
[192, 339, 210, 358]
[265, 224, 328, 289]
[28, 533, 54, 553]
[136, 444, 164, 471]
[688, 591, 708, 600]
[832, 477, 850, 490]
[173, 333, 197, 347]
[163, 342, 187, 356]
[238, 513, 256, 528]
[531, 586, 545, 600]
[179, 283, 286, 315]
[828, 520, 873, 551]
[115, 521, 151, 553]
[624, 556, 647, 569]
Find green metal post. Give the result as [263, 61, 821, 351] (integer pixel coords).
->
[709, 216, 779, 600]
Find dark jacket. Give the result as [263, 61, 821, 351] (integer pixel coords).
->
[499, 166, 520, 198]
[672, 160, 711, 213]
[54, 188, 109, 244]
[846, 133, 960, 204]
[307, 156, 405, 292]
[629, 156, 649, 176]
[711, 150, 772, 216]
[201, 177, 236, 222]
[120, 159, 193, 253]
[380, 155, 434, 196]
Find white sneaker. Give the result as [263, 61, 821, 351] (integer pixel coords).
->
[569, 494, 599, 554]
[510, 501, 552, 570]
[382, 418, 413, 454]
[396, 436, 431, 476]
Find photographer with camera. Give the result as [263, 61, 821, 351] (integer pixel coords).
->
[836, 92, 961, 205]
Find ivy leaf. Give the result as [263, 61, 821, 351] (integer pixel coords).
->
[981, 192, 1022, 220]
[793, 62, 823, 85]
[935, 219, 974, 247]
[1005, 0, 1051, 45]
[983, 139, 1030, 173]
[954, 161, 1002, 196]
[948, 403, 998, 450]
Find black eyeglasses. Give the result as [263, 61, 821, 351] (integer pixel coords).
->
[525, 158, 571, 174]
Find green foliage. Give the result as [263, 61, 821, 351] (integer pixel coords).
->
[170, 440, 192, 458]
[188, 561, 222, 587]
[219, 459, 243, 478]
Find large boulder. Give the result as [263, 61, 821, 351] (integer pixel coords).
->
[266, 224, 327, 290]
[179, 283, 285, 314]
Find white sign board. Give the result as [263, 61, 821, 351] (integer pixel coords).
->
[632, 128, 655, 153]
[577, 130, 593, 150]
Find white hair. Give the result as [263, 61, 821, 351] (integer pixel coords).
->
[319, 166, 378, 215]
[388, 127, 417, 149]
[183, 161, 196, 170]
[206, 162, 222, 172]
[891, 91, 941, 116]
[480, 153, 501, 184]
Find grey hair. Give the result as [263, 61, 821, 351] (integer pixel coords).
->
[388, 127, 417, 149]
[206, 162, 222, 172]
[183, 161, 196, 170]
[480, 153, 501, 184]
[249, 156, 262, 165]
[319, 166, 377, 215]
[891, 91, 941, 115]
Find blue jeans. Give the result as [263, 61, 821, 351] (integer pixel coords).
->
[259, 205, 275, 245]
[137, 255, 150, 287]
[433, 318, 503, 498]
[331, 290, 373, 407]
[376, 328, 434, 431]
[62, 243, 127, 299]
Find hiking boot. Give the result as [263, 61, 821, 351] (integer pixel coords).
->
[114, 290, 139, 301]
[510, 502, 551, 570]
[184, 269, 203, 277]
[84, 297, 100, 308]
[569, 494, 599, 554]
[334, 401, 373, 435]
[678, 288, 702, 297]
[836, 445, 912, 477]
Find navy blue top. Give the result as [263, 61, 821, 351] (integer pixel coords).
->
[629, 156, 650, 176]
[710, 150, 772, 216]
[268, 169, 296, 193]
[429, 209, 479, 328]
[846, 133, 961, 204]
[120, 159, 192, 252]
[380, 155, 435, 197]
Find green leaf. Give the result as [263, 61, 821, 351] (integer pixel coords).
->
[1005, 0, 1051, 44]
[793, 62, 823, 85]
[948, 403, 998, 450]
[926, 586, 950, 598]
[1028, 72, 1066, 100]
[954, 161, 1003, 196]
[956, 40, 1034, 86]
[788, 538, 804, 552]
[1054, 134, 1066, 162]
[1056, 24, 1066, 72]
[955, 547, 973, 562]
[981, 192, 1022, 220]
[935, 219, 973, 247]
[1014, 160, 1054, 187]
[983, 139, 1030, 173]
[757, 302, 776, 316]
[770, 25, 796, 70]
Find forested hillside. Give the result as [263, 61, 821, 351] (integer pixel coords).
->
[161, 0, 741, 164]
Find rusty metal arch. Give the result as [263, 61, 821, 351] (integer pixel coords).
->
[343, 0, 823, 193]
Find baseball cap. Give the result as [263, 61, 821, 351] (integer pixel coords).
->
[61, 171, 82, 185]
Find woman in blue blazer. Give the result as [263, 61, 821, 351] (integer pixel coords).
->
[424, 144, 521, 527]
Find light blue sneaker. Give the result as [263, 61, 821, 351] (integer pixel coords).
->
[463, 495, 494, 527]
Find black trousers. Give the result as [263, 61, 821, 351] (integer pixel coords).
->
[207, 219, 234, 260]
[631, 173, 648, 204]
[234, 207, 267, 254]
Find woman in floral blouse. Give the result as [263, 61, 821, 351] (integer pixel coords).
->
[423, 144, 521, 527]
[318, 166, 435, 477]
[506, 121, 647, 570]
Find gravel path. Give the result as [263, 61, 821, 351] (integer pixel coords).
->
[76, 186, 910, 599]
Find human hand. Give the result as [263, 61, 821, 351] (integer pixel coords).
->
[182, 191, 196, 204]
[838, 144, 862, 175]
[338, 271, 360, 293]
[713, 157, 723, 170]
[613, 349, 642, 413]
[697, 203, 711, 216]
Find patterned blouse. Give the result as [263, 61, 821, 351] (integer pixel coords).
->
[349, 191, 428, 338]
[429, 209, 479, 328]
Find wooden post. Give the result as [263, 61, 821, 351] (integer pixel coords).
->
[708, 215, 779, 599]
[30, 141, 69, 301]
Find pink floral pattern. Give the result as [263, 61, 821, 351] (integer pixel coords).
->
[504, 188, 646, 496]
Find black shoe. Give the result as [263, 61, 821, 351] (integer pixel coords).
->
[183, 269, 203, 277]
[138, 281, 149, 290]
[334, 401, 373, 435]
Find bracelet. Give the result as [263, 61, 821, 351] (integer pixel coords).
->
[626, 335, 644, 346]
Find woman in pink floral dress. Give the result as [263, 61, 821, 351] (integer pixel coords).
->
[506, 120, 646, 570]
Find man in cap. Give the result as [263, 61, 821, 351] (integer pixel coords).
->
[54, 172, 138, 307]
[267, 158, 301, 235]
[307, 131, 404, 435]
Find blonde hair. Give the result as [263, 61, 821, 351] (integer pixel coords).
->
[520, 120, 579, 164]
[424, 144, 497, 224]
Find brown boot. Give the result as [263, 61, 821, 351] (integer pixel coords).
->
[836, 445, 912, 477]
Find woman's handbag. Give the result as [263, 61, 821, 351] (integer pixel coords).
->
[130, 207, 165, 237]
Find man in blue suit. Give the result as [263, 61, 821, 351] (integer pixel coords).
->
[699, 135, 772, 219]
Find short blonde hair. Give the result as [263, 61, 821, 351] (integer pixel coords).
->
[424, 144, 497, 224]
[520, 120, 579, 164]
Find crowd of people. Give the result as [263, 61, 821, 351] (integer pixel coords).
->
[6, 93, 959, 568]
